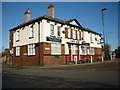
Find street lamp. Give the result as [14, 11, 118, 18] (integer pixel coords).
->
[101, 8, 107, 47]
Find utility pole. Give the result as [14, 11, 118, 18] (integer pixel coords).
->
[101, 8, 106, 47]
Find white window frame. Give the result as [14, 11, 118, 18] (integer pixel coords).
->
[28, 44, 35, 55]
[68, 29, 70, 38]
[29, 26, 34, 38]
[82, 31, 84, 40]
[16, 47, 20, 56]
[57, 26, 61, 37]
[90, 33, 92, 42]
[89, 47, 94, 55]
[77, 30, 79, 40]
[51, 43, 61, 55]
[50, 24, 54, 36]
[16, 31, 20, 42]
[73, 30, 76, 39]
[81, 46, 86, 55]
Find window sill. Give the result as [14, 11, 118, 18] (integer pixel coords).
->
[57, 36, 62, 38]
[50, 35, 56, 37]
[29, 37, 34, 39]
[51, 54, 61, 55]
[28, 55, 36, 56]
[16, 40, 20, 42]
[15, 56, 20, 57]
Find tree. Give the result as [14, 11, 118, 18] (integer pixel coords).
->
[104, 43, 111, 55]
[2, 48, 10, 57]
[114, 46, 120, 58]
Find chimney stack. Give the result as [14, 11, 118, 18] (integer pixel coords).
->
[24, 9, 30, 22]
[48, 3, 54, 18]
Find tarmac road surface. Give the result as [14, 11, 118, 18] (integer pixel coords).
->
[2, 59, 120, 88]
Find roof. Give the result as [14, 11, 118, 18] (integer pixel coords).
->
[81, 27, 102, 36]
[9, 15, 101, 35]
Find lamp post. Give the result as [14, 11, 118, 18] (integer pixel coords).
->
[101, 8, 106, 47]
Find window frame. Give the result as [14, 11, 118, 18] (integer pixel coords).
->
[90, 33, 93, 42]
[82, 31, 84, 40]
[51, 43, 61, 55]
[81, 46, 86, 55]
[29, 26, 34, 39]
[57, 26, 61, 37]
[28, 44, 36, 55]
[89, 47, 94, 55]
[16, 31, 20, 42]
[16, 46, 20, 56]
[50, 24, 54, 36]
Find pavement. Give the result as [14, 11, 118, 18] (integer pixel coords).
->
[2, 58, 120, 88]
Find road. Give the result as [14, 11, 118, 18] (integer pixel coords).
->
[2, 59, 120, 88]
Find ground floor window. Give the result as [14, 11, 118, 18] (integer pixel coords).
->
[28, 44, 35, 55]
[89, 47, 94, 55]
[81, 46, 86, 55]
[51, 43, 61, 55]
[16, 47, 20, 56]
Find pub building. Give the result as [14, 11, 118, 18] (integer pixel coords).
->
[9, 4, 104, 66]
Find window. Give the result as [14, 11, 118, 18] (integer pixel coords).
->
[16, 47, 20, 56]
[73, 30, 76, 39]
[51, 43, 61, 55]
[16, 31, 20, 42]
[50, 24, 54, 35]
[90, 33, 92, 42]
[68, 29, 70, 38]
[81, 46, 86, 55]
[72, 45, 77, 55]
[29, 27, 34, 38]
[89, 48, 94, 55]
[82, 31, 84, 40]
[97, 38, 100, 44]
[77, 31, 79, 40]
[57, 26, 61, 36]
[28, 44, 35, 55]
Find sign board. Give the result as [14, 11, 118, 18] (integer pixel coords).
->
[46, 37, 61, 42]
[23, 53, 27, 55]
[45, 48, 50, 50]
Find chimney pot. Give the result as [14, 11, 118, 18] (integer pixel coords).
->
[48, 3, 54, 18]
[24, 10, 30, 22]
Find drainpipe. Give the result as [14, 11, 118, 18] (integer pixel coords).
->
[38, 21, 40, 65]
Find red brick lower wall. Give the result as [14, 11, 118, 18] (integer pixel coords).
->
[43, 55, 65, 65]
[10, 42, 103, 66]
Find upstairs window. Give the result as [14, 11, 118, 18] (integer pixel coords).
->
[28, 44, 35, 55]
[97, 38, 100, 44]
[90, 33, 93, 42]
[29, 26, 34, 39]
[16, 47, 20, 56]
[50, 24, 54, 35]
[57, 26, 61, 36]
[82, 31, 84, 40]
[73, 30, 76, 39]
[16, 31, 20, 42]
[68, 29, 70, 38]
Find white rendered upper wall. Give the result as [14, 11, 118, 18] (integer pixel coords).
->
[13, 19, 101, 48]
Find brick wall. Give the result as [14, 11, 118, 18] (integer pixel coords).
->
[9, 30, 13, 49]
[94, 48, 102, 55]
